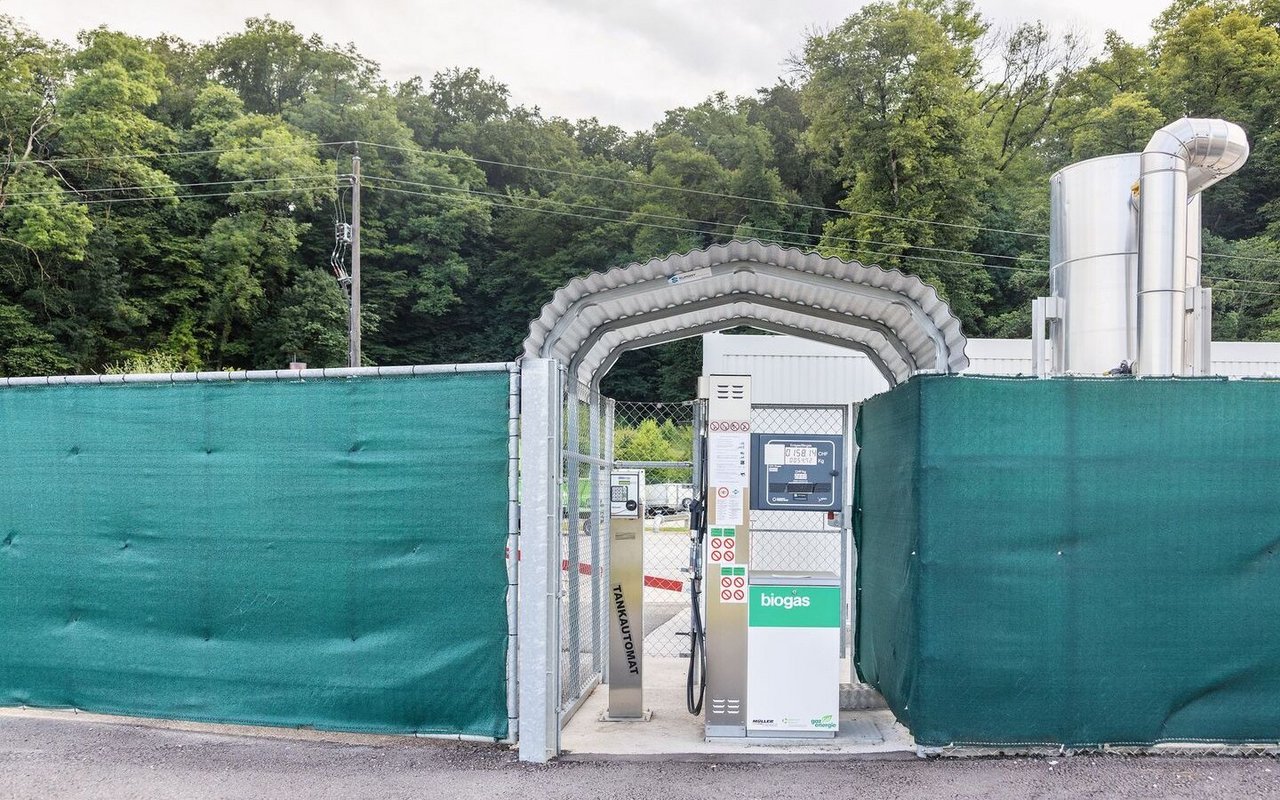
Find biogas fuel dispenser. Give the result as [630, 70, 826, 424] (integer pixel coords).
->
[687, 375, 844, 739]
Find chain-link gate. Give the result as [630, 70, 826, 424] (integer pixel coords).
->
[557, 392, 697, 724]
[611, 401, 696, 660]
[558, 386, 610, 721]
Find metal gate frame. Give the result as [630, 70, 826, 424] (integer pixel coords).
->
[516, 359, 614, 761]
[559, 374, 610, 724]
[517, 359, 562, 763]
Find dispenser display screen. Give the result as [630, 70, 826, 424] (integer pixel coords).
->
[783, 445, 818, 466]
[750, 434, 843, 511]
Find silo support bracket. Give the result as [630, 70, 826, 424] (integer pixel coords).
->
[1032, 297, 1064, 377]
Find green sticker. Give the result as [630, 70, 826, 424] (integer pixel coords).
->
[748, 586, 841, 628]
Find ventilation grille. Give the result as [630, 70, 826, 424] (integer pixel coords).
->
[715, 383, 747, 400]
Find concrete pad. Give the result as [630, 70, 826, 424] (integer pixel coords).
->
[559, 657, 915, 761]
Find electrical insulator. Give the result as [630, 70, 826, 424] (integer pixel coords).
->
[334, 222, 352, 243]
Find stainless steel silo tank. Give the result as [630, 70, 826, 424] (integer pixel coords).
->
[1049, 153, 1140, 374]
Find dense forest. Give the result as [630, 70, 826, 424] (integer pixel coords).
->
[1, 0, 1279, 399]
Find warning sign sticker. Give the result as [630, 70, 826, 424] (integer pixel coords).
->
[714, 485, 743, 525]
[717, 565, 748, 604]
[709, 526, 736, 564]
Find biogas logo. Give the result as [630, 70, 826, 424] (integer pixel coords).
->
[759, 593, 810, 610]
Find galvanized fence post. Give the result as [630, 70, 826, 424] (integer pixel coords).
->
[564, 384, 582, 703]
[517, 358, 562, 763]
[588, 389, 602, 675]
[506, 365, 521, 742]
[601, 397, 615, 684]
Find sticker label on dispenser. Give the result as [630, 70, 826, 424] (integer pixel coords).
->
[717, 565, 748, 604]
[708, 526, 737, 565]
[714, 485, 743, 525]
[708, 429, 749, 487]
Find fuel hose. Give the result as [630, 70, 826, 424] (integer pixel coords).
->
[686, 497, 707, 715]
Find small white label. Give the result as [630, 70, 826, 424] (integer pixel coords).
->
[708, 431, 749, 488]
[714, 486, 743, 526]
[763, 443, 785, 465]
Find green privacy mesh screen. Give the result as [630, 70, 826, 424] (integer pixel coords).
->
[855, 375, 1280, 748]
[0, 371, 512, 739]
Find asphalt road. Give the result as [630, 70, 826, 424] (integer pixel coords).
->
[2, 713, 1279, 799]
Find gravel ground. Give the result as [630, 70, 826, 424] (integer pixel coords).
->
[2, 714, 1279, 799]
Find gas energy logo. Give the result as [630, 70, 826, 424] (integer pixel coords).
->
[758, 592, 811, 610]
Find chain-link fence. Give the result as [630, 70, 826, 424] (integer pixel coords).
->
[559, 388, 609, 717]
[612, 400, 696, 659]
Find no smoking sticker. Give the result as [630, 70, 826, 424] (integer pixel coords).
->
[717, 565, 748, 604]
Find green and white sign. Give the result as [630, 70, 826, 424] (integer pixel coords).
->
[748, 586, 841, 628]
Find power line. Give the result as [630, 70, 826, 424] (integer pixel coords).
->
[367, 173, 1041, 266]
[0, 174, 337, 200]
[0, 141, 350, 170]
[10, 135, 1280, 267]
[363, 178, 1050, 277]
[12, 135, 1279, 271]
[365, 179, 861, 260]
[1203, 251, 1280, 267]
[1209, 286, 1280, 299]
[358, 139, 1280, 269]
[357, 141, 1280, 271]
[0, 183, 339, 210]
[0, 170, 1270, 294]
[364, 173, 1043, 273]
[0, 170, 1267, 300]
[355, 139, 1054, 242]
[1204, 274, 1280, 287]
[368, 175, 1280, 294]
[5, 136, 1279, 291]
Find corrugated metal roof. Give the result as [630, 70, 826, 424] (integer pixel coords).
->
[522, 240, 969, 389]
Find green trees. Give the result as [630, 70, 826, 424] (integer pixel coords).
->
[800, 1, 994, 326]
[0, 2, 1276, 391]
[613, 418, 692, 483]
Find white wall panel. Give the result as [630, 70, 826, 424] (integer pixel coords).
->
[702, 333, 1280, 405]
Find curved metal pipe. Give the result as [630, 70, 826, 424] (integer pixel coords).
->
[1136, 118, 1249, 376]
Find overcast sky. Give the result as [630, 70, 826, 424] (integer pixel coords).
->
[11, 0, 1169, 131]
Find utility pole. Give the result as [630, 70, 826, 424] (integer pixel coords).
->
[348, 152, 362, 368]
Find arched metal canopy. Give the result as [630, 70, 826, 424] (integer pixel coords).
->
[523, 239, 969, 389]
